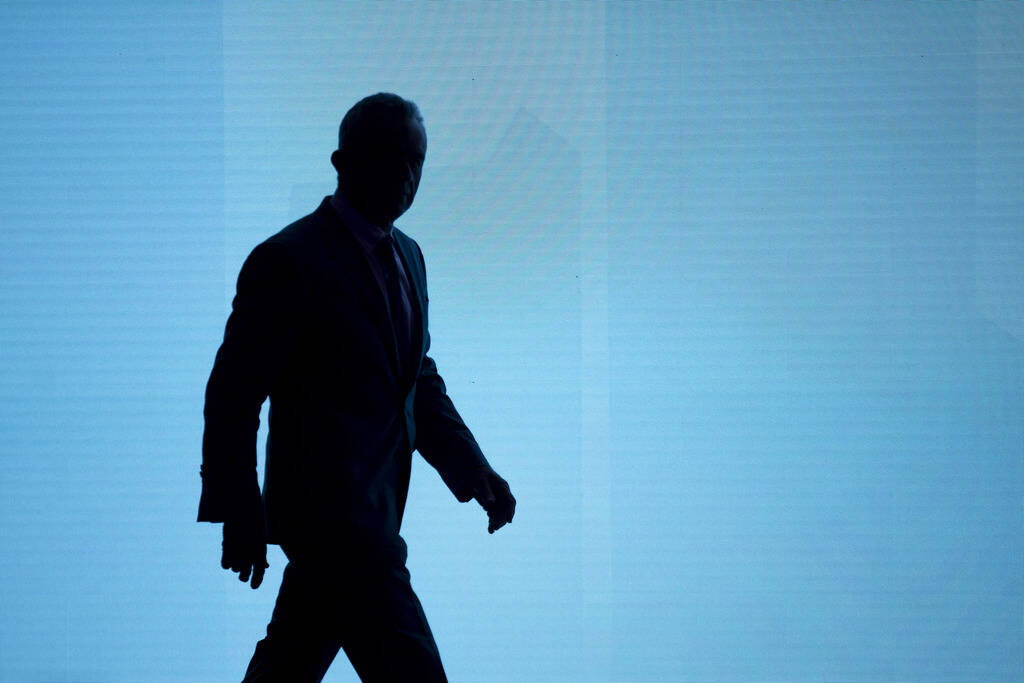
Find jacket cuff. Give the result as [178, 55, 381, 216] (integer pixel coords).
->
[196, 466, 262, 523]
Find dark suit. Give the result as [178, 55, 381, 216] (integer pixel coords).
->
[198, 195, 489, 681]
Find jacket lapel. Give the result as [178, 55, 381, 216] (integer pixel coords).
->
[392, 228, 426, 388]
[314, 198, 401, 378]
[313, 197, 426, 389]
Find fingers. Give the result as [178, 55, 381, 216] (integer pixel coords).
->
[229, 556, 268, 589]
[488, 511, 508, 533]
[221, 524, 268, 589]
[223, 542, 247, 576]
[487, 486, 516, 534]
[251, 560, 267, 590]
[226, 556, 267, 588]
[478, 473, 516, 534]
[477, 473, 503, 533]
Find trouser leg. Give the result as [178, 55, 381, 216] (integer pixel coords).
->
[337, 563, 448, 683]
[241, 540, 448, 683]
[239, 561, 342, 683]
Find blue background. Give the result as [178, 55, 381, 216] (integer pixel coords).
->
[1, 2, 1021, 681]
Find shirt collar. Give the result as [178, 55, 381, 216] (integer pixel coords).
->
[329, 187, 393, 252]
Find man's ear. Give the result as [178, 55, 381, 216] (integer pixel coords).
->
[330, 149, 344, 176]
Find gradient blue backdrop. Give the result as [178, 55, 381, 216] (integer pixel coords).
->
[1, 2, 1021, 681]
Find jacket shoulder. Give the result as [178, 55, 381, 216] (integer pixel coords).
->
[245, 200, 334, 270]
[234, 201, 331, 284]
[263, 207, 324, 253]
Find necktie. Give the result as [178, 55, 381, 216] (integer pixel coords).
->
[375, 233, 409, 374]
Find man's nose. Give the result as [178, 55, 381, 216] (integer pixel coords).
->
[398, 163, 417, 189]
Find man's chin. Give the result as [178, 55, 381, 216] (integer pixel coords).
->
[389, 200, 412, 222]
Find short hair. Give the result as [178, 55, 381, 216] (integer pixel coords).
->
[338, 92, 423, 152]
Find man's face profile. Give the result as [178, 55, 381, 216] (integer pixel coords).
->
[332, 115, 428, 227]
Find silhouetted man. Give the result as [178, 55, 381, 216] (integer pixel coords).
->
[197, 92, 516, 682]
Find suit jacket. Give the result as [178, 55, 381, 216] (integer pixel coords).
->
[198, 196, 490, 566]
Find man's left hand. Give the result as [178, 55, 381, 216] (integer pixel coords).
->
[469, 466, 516, 534]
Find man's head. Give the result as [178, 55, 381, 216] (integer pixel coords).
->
[331, 92, 427, 227]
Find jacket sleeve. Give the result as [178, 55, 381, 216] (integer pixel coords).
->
[197, 241, 301, 523]
[411, 242, 491, 503]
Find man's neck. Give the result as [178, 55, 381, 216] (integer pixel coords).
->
[333, 186, 390, 232]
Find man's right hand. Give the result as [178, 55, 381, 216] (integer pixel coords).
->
[222, 518, 269, 589]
